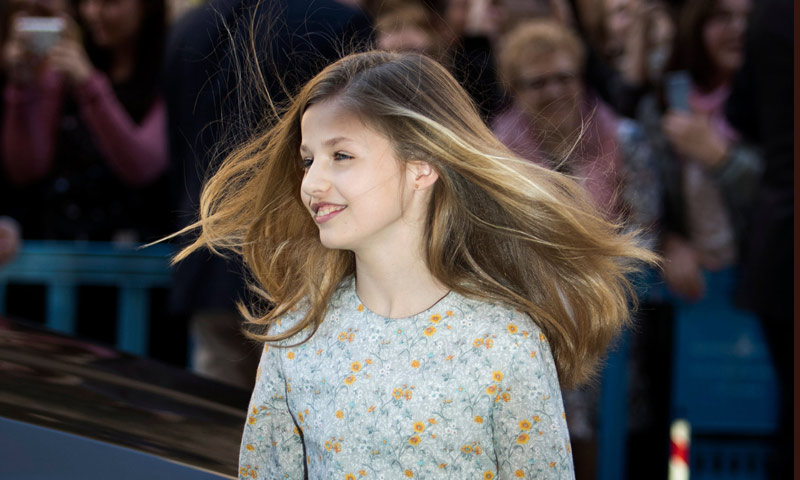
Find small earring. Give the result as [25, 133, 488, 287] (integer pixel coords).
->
[414, 184, 420, 189]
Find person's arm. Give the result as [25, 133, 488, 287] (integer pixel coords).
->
[1, 71, 64, 184]
[240, 342, 305, 478]
[491, 315, 574, 478]
[73, 71, 168, 187]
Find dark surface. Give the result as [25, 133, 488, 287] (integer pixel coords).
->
[0, 316, 250, 476]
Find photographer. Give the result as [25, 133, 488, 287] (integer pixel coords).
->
[1, 0, 169, 242]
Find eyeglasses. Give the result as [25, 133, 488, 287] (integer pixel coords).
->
[516, 72, 578, 91]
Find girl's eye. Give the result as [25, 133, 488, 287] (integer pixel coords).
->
[333, 152, 352, 161]
[301, 157, 313, 169]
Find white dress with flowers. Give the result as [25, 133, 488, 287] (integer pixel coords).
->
[239, 276, 574, 479]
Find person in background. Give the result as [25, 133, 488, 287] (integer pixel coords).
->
[655, 0, 758, 303]
[724, 0, 793, 474]
[1, 0, 170, 242]
[493, 20, 661, 478]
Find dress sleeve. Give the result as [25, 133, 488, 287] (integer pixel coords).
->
[239, 342, 305, 480]
[74, 72, 168, 187]
[1, 72, 64, 184]
[490, 318, 574, 479]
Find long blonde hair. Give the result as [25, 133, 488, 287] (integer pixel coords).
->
[175, 51, 656, 389]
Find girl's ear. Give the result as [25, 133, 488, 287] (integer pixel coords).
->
[407, 160, 439, 190]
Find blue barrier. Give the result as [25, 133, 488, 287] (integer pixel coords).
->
[0, 241, 174, 355]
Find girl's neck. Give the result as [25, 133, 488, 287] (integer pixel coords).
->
[353, 243, 449, 319]
[108, 42, 137, 83]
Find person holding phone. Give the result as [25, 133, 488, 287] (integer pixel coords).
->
[1, 0, 169, 242]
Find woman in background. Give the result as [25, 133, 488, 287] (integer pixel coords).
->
[1, 0, 169, 242]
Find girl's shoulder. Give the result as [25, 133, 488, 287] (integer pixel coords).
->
[443, 292, 546, 342]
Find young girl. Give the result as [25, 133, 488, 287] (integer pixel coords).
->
[176, 51, 655, 479]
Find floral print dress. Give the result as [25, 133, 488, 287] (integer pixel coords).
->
[239, 276, 574, 479]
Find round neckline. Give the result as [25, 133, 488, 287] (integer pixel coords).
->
[350, 276, 454, 321]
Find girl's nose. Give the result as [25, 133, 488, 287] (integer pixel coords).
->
[300, 161, 330, 197]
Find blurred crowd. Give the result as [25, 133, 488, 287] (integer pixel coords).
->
[0, 0, 792, 476]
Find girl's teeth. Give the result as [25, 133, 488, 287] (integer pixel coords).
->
[316, 206, 344, 217]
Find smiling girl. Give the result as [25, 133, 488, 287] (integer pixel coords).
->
[176, 51, 656, 479]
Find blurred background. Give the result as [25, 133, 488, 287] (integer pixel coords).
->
[0, 0, 793, 478]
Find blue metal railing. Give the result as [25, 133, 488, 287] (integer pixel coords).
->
[0, 240, 174, 355]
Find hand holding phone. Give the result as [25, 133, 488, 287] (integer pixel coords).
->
[14, 16, 66, 56]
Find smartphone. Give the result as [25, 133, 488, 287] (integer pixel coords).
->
[663, 70, 691, 112]
[15, 17, 65, 56]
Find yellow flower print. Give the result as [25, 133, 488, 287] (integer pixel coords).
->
[492, 371, 503, 382]
[530, 351, 537, 358]
[336, 410, 344, 419]
[430, 314, 442, 323]
[446, 310, 454, 316]
[485, 385, 497, 395]
[428, 418, 437, 424]
[393, 388, 403, 399]
[540, 332, 548, 342]
[474, 416, 484, 423]
[405, 390, 413, 400]
[404, 470, 414, 477]
[287, 351, 295, 360]
[325, 441, 332, 450]
[357, 304, 365, 312]
[519, 419, 532, 430]
[445, 355, 454, 361]
[411, 360, 420, 368]
[264, 345, 269, 353]
[533, 415, 542, 422]
[424, 326, 436, 336]
[338, 332, 347, 342]
[344, 375, 356, 385]
[485, 338, 494, 349]
[473, 338, 483, 347]
[549, 462, 556, 468]
[245, 444, 255, 451]
[316, 349, 323, 355]
[298, 412, 304, 423]
[346, 474, 356, 480]
[474, 445, 482, 455]
[251, 406, 259, 415]
[483, 472, 495, 480]
[514, 470, 525, 478]
[368, 405, 375, 412]
[333, 442, 342, 453]
[365, 358, 373, 365]
[507, 324, 518, 334]
[408, 435, 421, 446]
[359, 471, 367, 477]
[351, 361, 362, 372]
[501, 392, 511, 402]
[517, 434, 530, 444]
[247, 416, 256, 425]
[439, 463, 447, 469]
[461, 445, 472, 453]
[413, 421, 426, 433]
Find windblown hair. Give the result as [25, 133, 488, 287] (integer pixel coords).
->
[175, 51, 656, 389]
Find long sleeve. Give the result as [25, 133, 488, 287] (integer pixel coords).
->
[1, 72, 65, 184]
[239, 343, 305, 479]
[491, 321, 574, 479]
[74, 71, 168, 187]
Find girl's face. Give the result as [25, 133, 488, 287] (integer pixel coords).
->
[703, 0, 750, 77]
[515, 51, 583, 131]
[299, 100, 419, 254]
[78, 0, 144, 49]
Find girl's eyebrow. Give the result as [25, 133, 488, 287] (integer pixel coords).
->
[300, 136, 353, 154]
